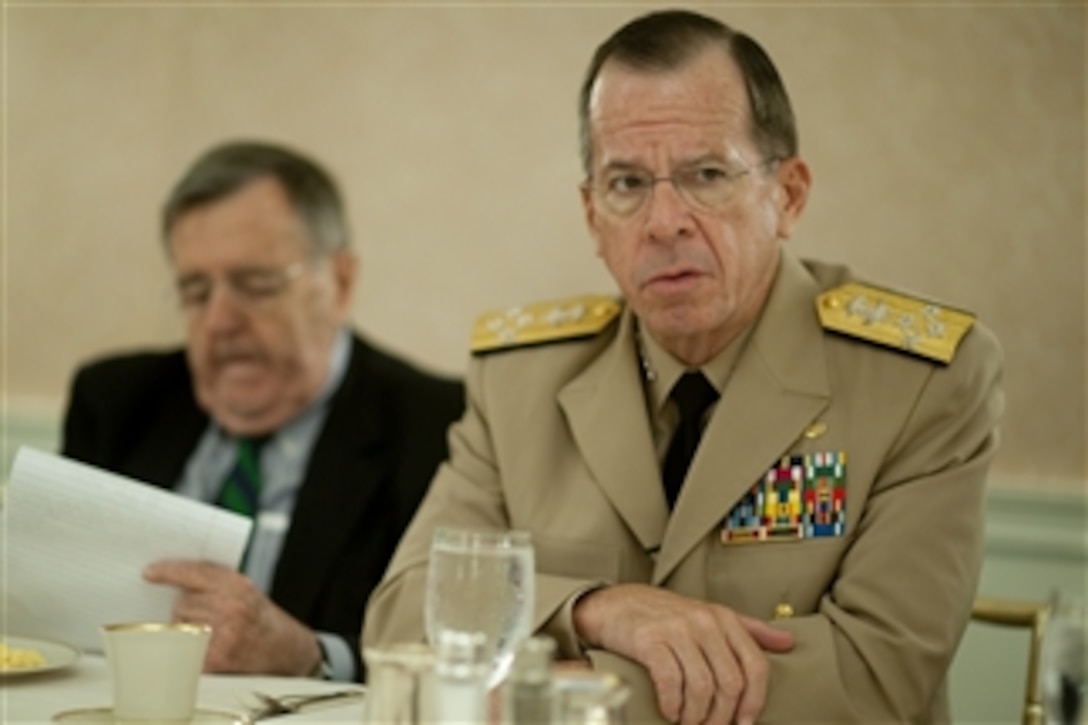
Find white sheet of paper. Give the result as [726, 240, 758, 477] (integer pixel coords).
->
[1, 446, 253, 653]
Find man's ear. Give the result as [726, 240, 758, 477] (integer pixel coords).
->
[773, 157, 812, 240]
[330, 249, 358, 315]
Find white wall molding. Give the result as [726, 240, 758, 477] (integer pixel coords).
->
[2, 408, 62, 483]
[983, 485, 1088, 563]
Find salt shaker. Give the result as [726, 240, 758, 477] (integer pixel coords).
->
[504, 635, 557, 724]
[553, 670, 629, 725]
[362, 642, 435, 725]
[432, 630, 489, 723]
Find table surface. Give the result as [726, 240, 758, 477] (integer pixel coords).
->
[1, 654, 365, 724]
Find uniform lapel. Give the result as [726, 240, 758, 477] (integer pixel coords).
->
[655, 254, 832, 583]
[558, 310, 669, 553]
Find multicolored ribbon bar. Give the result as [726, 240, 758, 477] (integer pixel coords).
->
[721, 452, 847, 544]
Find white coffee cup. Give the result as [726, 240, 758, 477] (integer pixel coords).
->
[100, 622, 211, 723]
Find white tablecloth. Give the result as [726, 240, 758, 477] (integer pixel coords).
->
[1, 654, 365, 724]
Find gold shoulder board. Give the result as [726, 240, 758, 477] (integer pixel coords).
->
[816, 282, 975, 364]
[470, 294, 621, 354]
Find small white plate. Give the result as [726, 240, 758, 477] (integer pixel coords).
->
[1, 635, 81, 676]
[53, 706, 247, 723]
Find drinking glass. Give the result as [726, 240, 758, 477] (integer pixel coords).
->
[1041, 591, 1086, 725]
[424, 527, 534, 689]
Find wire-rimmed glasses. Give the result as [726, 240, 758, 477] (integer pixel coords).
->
[585, 157, 779, 218]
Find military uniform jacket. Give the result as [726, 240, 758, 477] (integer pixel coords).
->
[364, 252, 1004, 721]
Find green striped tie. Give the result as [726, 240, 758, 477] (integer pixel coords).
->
[217, 438, 265, 518]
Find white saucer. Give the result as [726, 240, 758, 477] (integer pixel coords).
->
[53, 706, 247, 723]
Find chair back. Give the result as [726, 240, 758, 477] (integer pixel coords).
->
[970, 596, 1051, 725]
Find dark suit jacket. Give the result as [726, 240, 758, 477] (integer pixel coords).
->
[62, 333, 464, 681]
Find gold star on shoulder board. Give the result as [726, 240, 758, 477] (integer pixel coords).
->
[816, 282, 975, 364]
[470, 294, 621, 354]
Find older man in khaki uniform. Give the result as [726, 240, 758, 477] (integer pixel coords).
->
[364, 9, 1003, 724]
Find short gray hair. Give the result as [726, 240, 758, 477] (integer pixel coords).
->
[161, 140, 350, 256]
[577, 9, 798, 177]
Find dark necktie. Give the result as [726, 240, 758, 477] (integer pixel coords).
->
[662, 371, 720, 508]
[216, 438, 266, 518]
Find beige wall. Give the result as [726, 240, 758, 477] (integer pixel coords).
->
[2, 2, 1084, 493]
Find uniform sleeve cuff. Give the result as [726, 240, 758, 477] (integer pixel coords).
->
[544, 583, 607, 660]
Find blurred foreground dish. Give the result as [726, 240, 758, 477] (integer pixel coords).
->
[0, 641, 46, 671]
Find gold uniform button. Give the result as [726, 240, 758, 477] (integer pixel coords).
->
[773, 602, 794, 620]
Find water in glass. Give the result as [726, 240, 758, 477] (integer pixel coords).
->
[425, 528, 534, 690]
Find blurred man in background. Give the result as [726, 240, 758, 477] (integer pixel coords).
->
[63, 140, 463, 682]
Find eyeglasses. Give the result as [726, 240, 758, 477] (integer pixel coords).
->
[175, 261, 305, 314]
[586, 158, 779, 218]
